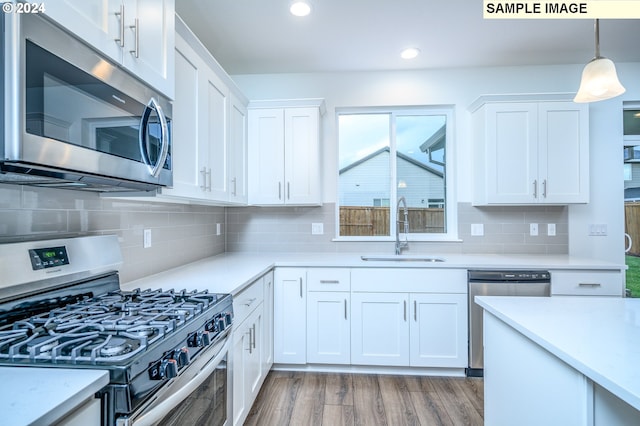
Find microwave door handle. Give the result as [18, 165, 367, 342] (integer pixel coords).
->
[139, 98, 169, 178]
[131, 338, 230, 426]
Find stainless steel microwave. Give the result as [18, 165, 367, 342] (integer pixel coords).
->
[0, 12, 172, 192]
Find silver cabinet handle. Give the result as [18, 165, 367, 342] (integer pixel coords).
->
[114, 5, 125, 47]
[533, 180, 538, 198]
[231, 177, 237, 196]
[579, 283, 602, 287]
[320, 280, 340, 284]
[246, 329, 252, 354]
[252, 323, 256, 349]
[243, 297, 257, 307]
[542, 179, 547, 198]
[404, 300, 407, 322]
[299, 278, 303, 298]
[287, 182, 291, 200]
[206, 168, 212, 192]
[278, 182, 282, 200]
[344, 299, 347, 320]
[200, 167, 207, 190]
[129, 18, 139, 58]
[414, 300, 417, 322]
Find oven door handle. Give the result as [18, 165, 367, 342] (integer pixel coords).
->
[132, 338, 230, 426]
[139, 97, 170, 178]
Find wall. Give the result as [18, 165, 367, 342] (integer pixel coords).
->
[0, 183, 225, 283]
[233, 62, 640, 264]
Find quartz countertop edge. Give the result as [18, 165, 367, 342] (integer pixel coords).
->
[475, 296, 640, 411]
[121, 252, 625, 296]
[1, 367, 109, 426]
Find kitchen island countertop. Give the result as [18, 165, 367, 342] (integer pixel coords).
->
[1, 367, 109, 425]
[476, 296, 640, 411]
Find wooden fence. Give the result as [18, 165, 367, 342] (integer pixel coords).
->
[625, 202, 640, 256]
[339, 206, 444, 236]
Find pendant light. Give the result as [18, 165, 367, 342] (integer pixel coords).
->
[574, 19, 625, 103]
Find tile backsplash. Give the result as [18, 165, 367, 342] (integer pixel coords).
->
[0, 184, 225, 283]
[226, 202, 568, 255]
[0, 182, 568, 285]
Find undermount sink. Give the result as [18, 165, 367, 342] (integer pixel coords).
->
[360, 255, 446, 262]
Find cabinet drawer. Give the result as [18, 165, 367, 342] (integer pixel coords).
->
[551, 270, 623, 296]
[307, 268, 350, 292]
[233, 278, 264, 325]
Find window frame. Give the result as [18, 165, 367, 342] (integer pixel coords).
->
[334, 105, 458, 242]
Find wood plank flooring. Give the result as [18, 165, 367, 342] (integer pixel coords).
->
[244, 372, 484, 426]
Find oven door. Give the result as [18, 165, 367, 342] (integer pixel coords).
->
[120, 338, 230, 426]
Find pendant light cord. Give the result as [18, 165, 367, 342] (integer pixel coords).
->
[594, 19, 601, 59]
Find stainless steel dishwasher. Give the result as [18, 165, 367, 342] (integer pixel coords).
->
[467, 270, 551, 377]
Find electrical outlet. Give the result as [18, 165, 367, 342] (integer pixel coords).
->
[311, 223, 324, 235]
[216, 223, 222, 236]
[143, 229, 152, 248]
[530, 223, 538, 236]
[471, 223, 484, 236]
[547, 223, 556, 236]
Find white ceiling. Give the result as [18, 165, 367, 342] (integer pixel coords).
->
[176, 0, 640, 75]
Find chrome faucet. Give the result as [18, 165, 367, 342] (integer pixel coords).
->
[395, 196, 409, 255]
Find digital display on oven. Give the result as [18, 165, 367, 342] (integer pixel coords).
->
[28, 246, 70, 270]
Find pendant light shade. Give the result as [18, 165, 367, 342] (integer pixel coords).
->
[574, 19, 625, 103]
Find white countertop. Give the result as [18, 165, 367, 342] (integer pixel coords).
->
[122, 252, 625, 295]
[475, 296, 640, 411]
[1, 367, 109, 426]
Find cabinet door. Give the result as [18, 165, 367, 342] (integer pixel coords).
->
[246, 307, 263, 402]
[539, 102, 589, 204]
[284, 107, 321, 205]
[261, 271, 274, 371]
[485, 103, 539, 204]
[161, 35, 204, 199]
[229, 96, 248, 204]
[202, 67, 229, 201]
[122, 0, 175, 98]
[351, 292, 409, 366]
[232, 320, 249, 426]
[307, 292, 350, 364]
[410, 293, 467, 368]
[248, 109, 285, 204]
[44, 0, 122, 64]
[274, 268, 306, 364]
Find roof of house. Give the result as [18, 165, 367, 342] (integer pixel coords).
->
[339, 147, 444, 178]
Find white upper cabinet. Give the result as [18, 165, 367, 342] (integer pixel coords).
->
[229, 96, 248, 204]
[44, 0, 175, 98]
[472, 98, 589, 205]
[248, 100, 324, 206]
[150, 17, 247, 205]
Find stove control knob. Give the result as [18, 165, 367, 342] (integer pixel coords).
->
[201, 331, 211, 346]
[178, 347, 190, 366]
[163, 359, 178, 379]
[225, 312, 233, 326]
[217, 317, 226, 332]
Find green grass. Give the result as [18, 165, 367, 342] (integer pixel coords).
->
[626, 255, 640, 297]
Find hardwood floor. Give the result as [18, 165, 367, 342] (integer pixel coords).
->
[244, 371, 484, 426]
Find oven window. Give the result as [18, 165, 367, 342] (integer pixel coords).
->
[158, 355, 228, 426]
[25, 40, 170, 170]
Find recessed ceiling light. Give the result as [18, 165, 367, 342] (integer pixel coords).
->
[401, 47, 420, 60]
[290, 0, 312, 17]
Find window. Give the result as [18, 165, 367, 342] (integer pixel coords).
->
[337, 107, 455, 240]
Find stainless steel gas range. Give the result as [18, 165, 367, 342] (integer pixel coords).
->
[0, 235, 233, 426]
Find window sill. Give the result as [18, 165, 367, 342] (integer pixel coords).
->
[331, 236, 463, 243]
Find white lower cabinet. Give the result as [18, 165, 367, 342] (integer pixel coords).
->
[307, 291, 351, 364]
[274, 268, 306, 364]
[410, 293, 467, 367]
[351, 292, 409, 366]
[231, 274, 270, 426]
[261, 271, 274, 372]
